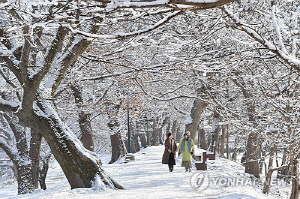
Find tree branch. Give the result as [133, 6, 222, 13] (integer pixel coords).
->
[104, 0, 235, 9]
[222, 6, 300, 72]
[0, 98, 19, 112]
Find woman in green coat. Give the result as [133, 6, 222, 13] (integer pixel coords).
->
[178, 131, 195, 172]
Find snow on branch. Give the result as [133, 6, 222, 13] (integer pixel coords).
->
[0, 98, 19, 113]
[105, 0, 234, 9]
[69, 10, 184, 39]
[0, 139, 17, 161]
[222, 6, 300, 72]
[0, 0, 16, 9]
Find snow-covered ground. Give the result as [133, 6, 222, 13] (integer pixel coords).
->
[0, 146, 289, 199]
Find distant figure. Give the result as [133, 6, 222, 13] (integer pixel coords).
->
[178, 131, 195, 172]
[162, 132, 178, 172]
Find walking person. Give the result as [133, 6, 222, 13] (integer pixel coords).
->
[162, 132, 178, 172]
[178, 131, 195, 172]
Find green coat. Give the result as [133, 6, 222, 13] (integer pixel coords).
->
[178, 139, 195, 162]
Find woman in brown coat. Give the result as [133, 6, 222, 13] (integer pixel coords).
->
[162, 132, 178, 172]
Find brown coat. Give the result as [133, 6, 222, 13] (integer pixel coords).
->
[162, 138, 178, 164]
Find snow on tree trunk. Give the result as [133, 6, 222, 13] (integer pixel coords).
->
[35, 98, 124, 190]
[5, 115, 34, 194]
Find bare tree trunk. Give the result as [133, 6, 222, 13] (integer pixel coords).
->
[290, 158, 300, 199]
[166, 122, 171, 134]
[16, 162, 34, 194]
[245, 132, 260, 178]
[71, 84, 94, 151]
[79, 112, 94, 151]
[232, 136, 238, 162]
[152, 118, 159, 146]
[232, 77, 261, 177]
[199, 128, 208, 149]
[158, 116, 170, 145]
[215, 126, 220, 153]
[176, 126, 181, 141]
[220, 125, 225, 157]
[260, 146, 266, 174]
[107, 102, 126, 163]
[158, 128, 163, 145]
[39, 153, 51, 190]
[263, 143, 277, 194]
[171, 120, 177, 141]
[110, 132, 126, 164]
[29, 128, 42, 189]
[185, 88, 208, 144]
[210, 110, 220, 152]
[134, 133, 141, 153]
[277, 148, 290, 181]
[33, 99, 123, 190]
[139, 133, 147, 148]
[226, 124, 229, 159]
[3, 115, 34, 194]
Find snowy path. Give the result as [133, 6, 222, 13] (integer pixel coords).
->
[0, 146, 283, 199]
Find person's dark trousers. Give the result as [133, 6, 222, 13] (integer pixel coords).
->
[168, 152, 175, 172]
[168, 164, 174, 172]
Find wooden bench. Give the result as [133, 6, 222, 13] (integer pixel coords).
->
[195, 151, 207, 170]
[207, 146, 216, 160]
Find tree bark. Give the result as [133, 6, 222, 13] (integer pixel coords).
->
[210, 110, 220, 152]
[290, 158, 300, 199]
[133, 133, 141, 153]
[263, 143, 277, 194]
[152, 118, 159, 146]
[220, 125, 226, 157]
[245, 132, 260, 178]
[171, 120, 177, 140]
[176, 126, 181, 142]
[139, 133, 147, 148]
[71, 83, 95, 151]
[79, 112, 95, 151]
[110, 132, 126, 164]
[185, 88, 208, 143]
[33, 98, 123, 190]
[232, 76, 261, 177]
[29, 128, 42, 189]
[39, 153, 51, 190]
[199, 128, 208, 150]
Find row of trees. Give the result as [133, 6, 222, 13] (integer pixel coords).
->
[0, 0, 299, 198]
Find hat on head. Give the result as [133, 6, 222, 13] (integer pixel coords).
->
[186, 131, 191, 136]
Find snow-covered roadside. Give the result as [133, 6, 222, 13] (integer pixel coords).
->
[0, 146, 289, 199]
